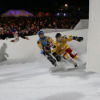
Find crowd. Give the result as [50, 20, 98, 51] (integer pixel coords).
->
[0, 16, 80, 40]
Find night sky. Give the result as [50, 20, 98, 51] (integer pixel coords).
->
[0, 0, 89, 14]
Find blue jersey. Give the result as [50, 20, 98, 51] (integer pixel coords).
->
[39, 36, 49, 47]
[37, 36, 54, 54]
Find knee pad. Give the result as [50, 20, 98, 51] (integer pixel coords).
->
[71, 50, 78, 58]
[63, 53, 70, 60]
[73, 55, 79, 59]
[71, 50, 77, 55]
[64, 53, 76, 65]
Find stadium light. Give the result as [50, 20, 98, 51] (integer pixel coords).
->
[65, 4, 68, 7]
[64, 13, 66, 16]
[78, 8, 80, 11]
[57, 13, 60, 16]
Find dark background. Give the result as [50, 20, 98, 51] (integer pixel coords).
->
[0, 0, 89, 14]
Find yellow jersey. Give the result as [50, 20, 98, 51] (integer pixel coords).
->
[53, 35, 73, 55]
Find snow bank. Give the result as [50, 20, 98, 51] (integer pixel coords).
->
[74, 19, 89, 30]
[0, 29, 88, 64]
[87, 0, 100, 73]
[41, 29, 71, 33]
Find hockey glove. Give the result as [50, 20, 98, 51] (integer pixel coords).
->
[43, 47, 51, 52]
[73, 36, 83, 42]
[49, 42, 53, 47]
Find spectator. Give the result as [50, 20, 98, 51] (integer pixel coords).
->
[0, 16, 80, 40]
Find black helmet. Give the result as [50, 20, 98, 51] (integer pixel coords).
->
[55, 33, 61, 38]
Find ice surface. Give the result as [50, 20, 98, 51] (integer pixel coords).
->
[0, 29, 100, 100]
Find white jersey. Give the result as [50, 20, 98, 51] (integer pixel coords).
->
[14, 31, 19, 42]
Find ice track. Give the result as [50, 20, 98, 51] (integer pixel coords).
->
[0, 29, 100, 100]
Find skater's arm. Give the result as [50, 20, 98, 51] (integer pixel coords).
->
[63, 35, 83, 42]
[63, 35, 73, 42]
[37, 40, 43, 50]
[46, 36, 55, 48]
[47, 36, 54, 44]
[53, 43, 61, 55]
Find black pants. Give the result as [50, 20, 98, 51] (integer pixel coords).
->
[43, 51, 56, 66]
[52, 52, 61, 62]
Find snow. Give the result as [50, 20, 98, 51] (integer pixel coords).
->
[0, 29, 100, 100]
[1, 0, 100, 98]
[41, 29, 71, 33]
[74, 19, 89, 30]
[87, 0, 100, 72]
[0, 29, 87, 64]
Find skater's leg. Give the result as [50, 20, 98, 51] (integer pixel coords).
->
[45, 52, 57, 66]
[63, 53, 77, 67]
[65, 49, 84, 66]
[65, 48, 79, 60]
[52, 52, 61, 62]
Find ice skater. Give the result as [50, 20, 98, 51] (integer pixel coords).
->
[37, 31, 60, 67]
[53, 33, 83, 67]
